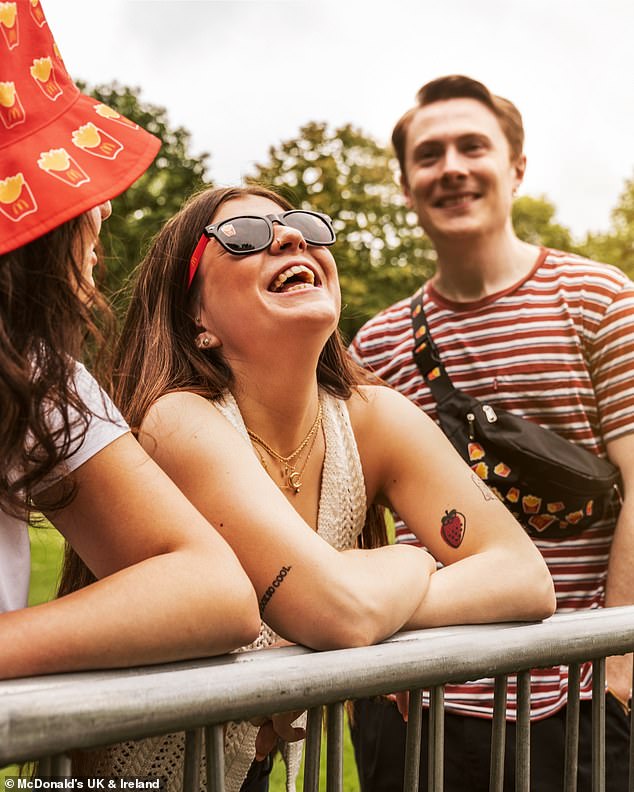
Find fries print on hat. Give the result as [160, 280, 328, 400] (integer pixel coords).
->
[37, 148, 89, 187]
[0, 2, 18, 49]
[0, 82, 26, 128]
[0, 173, 37, 222]
[28, 0, 45, 26]
[30, 56, 62, 101]
[72, 122, 123, 160]
[94, 103, 139, 130]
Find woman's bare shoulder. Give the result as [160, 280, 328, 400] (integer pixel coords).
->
[347, 383, 428, 427]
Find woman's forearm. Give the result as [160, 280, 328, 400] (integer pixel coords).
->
[0, 548, 259, 679]
[404, 549, 555, 631]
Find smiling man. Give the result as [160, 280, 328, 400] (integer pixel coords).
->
[350, 75, 634, 791]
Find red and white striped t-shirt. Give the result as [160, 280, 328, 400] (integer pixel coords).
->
[351, 248, 634, 720]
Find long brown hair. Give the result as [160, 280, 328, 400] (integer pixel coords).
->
[0, 214, 113, 518]
[113, 184, 387, 548]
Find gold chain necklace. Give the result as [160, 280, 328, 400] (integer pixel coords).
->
[247, 404, 322, 495]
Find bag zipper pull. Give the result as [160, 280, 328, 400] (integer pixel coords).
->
[614, 482, 624, 506]
[467, 412, 476, 440]
[482, 404, 498, 423]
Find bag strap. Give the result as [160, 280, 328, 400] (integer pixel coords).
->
[409, 289, 456, 402]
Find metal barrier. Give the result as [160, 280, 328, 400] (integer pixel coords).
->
[1, 607, 633, 791]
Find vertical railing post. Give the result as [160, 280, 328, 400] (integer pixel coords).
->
[37, 758, 52, 777]
[428, 686, 444, 792]
[326, 702, 343, 792]
[489, 675, 508, 792]
[564, 662, 581, 792]
[51, 754, 71, 776]
[303, 706, 323, 792]
[515, 671, 531, 792]
[205, 724, 225, 792]
[592, 658, 606, 792]
[183, 728, 203, 792]
[403, 689, 423, 792]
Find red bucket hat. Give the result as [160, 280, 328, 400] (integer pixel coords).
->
[0, 0, 160, 256]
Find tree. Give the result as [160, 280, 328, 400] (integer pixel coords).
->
[248, 122, 436, 340]
[79, 82, 211, 302]
[579, 174, 634, 276]
[511, 195, 577, 252]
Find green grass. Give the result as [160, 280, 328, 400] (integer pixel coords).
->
[3, 523, 361, 789]
[27, 521, 65, 606]
[269, 715, 359, 792]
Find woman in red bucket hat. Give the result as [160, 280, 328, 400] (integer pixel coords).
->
[0, 0, 261, 677]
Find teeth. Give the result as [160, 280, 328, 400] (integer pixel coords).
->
[270, 264, 316, 292]
[438, 194, 474, 207]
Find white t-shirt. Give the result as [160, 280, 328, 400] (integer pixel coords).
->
[0, 362, 128, 613]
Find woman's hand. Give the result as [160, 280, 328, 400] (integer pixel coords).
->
[251, 711, 306, 760]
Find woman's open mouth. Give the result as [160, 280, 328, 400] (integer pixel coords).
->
[268, 264, 321, 294]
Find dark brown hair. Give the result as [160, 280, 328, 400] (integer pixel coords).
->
[392, 74, 525, 178]
[0, 214, 113, 518]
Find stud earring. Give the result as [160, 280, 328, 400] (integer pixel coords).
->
[202, 337, 210, 347]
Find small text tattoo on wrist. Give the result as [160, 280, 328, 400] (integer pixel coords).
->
[471, 473, 496, 502]
[259, 565, 292, 616]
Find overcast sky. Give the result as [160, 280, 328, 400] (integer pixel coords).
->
[44, 0, 634, 238]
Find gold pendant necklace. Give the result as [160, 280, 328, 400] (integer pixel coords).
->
[247, 403, 322, 495]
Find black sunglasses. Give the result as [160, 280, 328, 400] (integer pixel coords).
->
[187, 210, 336, 288]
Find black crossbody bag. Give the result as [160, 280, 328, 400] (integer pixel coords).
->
[409, 290, 622, 539]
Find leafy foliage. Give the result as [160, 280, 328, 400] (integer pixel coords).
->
[579, 174, 634, 276]
[512, 195, 578, 252]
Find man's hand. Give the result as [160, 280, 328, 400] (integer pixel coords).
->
[386, 691, 410, 721]
[606, 654, 632, 716]
[251, 710, 306, 760]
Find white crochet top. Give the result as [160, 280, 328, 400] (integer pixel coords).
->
[99, 390, 367, 792]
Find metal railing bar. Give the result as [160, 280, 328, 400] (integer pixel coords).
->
[428, 686, 444, 792]
[205, 724, 224, 792]
[326, 702, 343, 792]
[563, 662, 581, 792]
[403, 688, 423, 792]
[2, 608, 633, 764]
[591, 658, 605, 792]
[183, 728, 203, 792]
[515, 672, 531, 792]
[303, 706, 323, 792]
[489, 674, 508, 792]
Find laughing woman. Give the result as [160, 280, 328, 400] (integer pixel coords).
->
[73, 185, 554, 791]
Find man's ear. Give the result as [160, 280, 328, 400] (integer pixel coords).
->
[401, 173, 414, 209]
[513, 153, 527, 192]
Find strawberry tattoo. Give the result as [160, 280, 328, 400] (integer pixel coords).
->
[440, 508, 466, 548]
